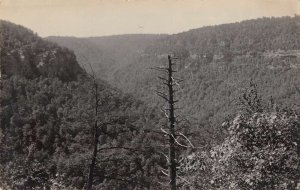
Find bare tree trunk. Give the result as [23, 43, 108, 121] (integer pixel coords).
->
[87, 83, 99, 190]
[153, 55, 179, 190]
[167, 55, 177, 190]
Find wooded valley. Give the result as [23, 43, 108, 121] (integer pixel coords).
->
[1, 16, 300, 189]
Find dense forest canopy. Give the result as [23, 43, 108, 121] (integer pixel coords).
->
[48, 16, 300, 144]
[1, 16, 300, 189]
[0, 20, 169, 189]
[0, 20, 84, 82]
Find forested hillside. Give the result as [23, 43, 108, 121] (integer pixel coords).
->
[48, 16, 300, 144]
[47, 34, 167, 80]
[0, 21, 84, 81]
[1, 17, 300, 189]
[0, 21, 170, 189]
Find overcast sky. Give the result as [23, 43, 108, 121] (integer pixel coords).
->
[0, 0, 299, 37]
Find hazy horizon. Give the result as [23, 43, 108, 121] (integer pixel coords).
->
[0, 0, 299, 37]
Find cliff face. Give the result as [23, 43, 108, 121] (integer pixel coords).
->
[0, 20, 84, 81]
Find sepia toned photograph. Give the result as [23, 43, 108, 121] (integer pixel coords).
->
[0, 0, 300, 189]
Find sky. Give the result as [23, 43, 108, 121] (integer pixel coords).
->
[0, 0, 299, 37]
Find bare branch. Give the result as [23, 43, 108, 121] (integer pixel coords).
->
[174, 137, 190, 148]
[150, 67, 169, 73]
[177, 133, 195, 148]
[171, 77, 183, 83]
[160, 127, 169, 136]
[155, 90, 168, 97]
[178, 175, 191, 185]
[161, 151, 170, 164]
[156, 93, 169, 102]
[165, 107, 183, 110]
[155, 90, 169, 102]
[160, 108, 169, 118]
[158, 76, 168, 82]
[173, 100, 179, 104]
[161, 169, 169, 176]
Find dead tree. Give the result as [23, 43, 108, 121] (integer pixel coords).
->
[153, 55, 184, 190]
[81, 59, 108, 190]
[153, 55, 195, 189]
[166, 55, 177, 190]
[82, 59, 152, 189]
[86, 70, 99, 190]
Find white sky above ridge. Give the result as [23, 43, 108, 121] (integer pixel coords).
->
[0, 0, 299, 37]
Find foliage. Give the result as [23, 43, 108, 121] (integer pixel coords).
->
[2, 16, 300, 189]
[48, 16, 300, 145]
[179, 109, 300, 190]
[0, 20, 84, 81]
[0, 74, 169, 189]
[213, 111, 300, 190]
[0, 21, 169, 189]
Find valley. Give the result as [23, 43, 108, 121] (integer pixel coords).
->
[1, 16, 300, 189]
[48, 16, 300, 142]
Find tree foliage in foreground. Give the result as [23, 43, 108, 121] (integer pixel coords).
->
[179, 109, 300, 190]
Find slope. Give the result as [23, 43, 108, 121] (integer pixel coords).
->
[0, 20, 84, 81]
[47, 34, 167, 80]
[0, 21, 167, 189]
[48, 16, 300, 144]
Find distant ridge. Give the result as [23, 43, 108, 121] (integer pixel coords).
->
[47, 16, 300, 135]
